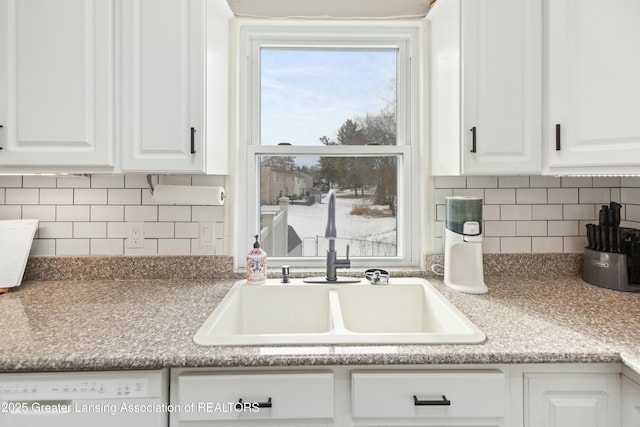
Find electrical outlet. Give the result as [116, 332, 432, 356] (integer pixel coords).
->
[127, 222, 144, 249]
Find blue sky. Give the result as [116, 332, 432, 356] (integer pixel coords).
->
[260, 48, 397, 146]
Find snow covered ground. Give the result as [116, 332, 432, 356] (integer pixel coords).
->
[268, 191, 397, 257]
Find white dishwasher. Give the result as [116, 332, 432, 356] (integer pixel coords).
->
[0, 369, 168, 427]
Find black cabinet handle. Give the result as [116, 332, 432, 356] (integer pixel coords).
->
[413, 395, 451, 406]
[555, 124, 561, 151]
[0, 124, 3, 150]
[236, 397, 272, 410]
[190, 127, 196, 154]
[470, 126, 477, 153]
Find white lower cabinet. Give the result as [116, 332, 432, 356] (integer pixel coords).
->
[524, 368, 621, 427]
[622, 369, 640, 427]
[351, 370, 505, 424]
[170, 364, 634, 426]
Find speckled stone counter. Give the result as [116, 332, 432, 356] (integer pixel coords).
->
[1, 274, 639, 374]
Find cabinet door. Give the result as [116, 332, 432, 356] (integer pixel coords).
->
[623, 376, 640, 427]
[525, 373, 620, 427]
[462, 0, 541, 174]
[545, 0, 640, 173]
[0, 0, 114, 168]
[120, 0, 204, 172]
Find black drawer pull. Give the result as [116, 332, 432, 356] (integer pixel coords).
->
[236, 397, 272, 410]
[413, 395, 451, 406]
[190, 127, 196, 154]
[555, 123, 561, 151]
[470, 126, 477, 153]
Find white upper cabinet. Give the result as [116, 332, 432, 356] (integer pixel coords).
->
[0, 0, 115, 171]
[120, 0, 231, 174]
[429, 0, 542, 175]
[544, 0, 640, 175]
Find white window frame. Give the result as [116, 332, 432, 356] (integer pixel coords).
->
[234, 20, 422, 269]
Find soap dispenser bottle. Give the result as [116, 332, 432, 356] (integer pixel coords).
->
[247, 235, 267, 284]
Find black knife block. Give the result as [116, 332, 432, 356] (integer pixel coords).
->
[583, 248, 640, 292]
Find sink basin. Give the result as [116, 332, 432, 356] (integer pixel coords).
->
[194, 278, 485, 346]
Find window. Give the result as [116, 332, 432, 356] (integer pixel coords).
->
[237, 23, 421, 268]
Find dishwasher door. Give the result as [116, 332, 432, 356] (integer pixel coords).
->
[0, 370, 168, 427]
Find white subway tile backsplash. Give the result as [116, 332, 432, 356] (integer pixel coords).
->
[501, 205, 532, 221]
[547, 188, 579, 204]
[0, 174, 227, 256]
[91, 175, 124, 188]
[532, 204, 563, 220]
[516, 188, 547, 204]
[532, 237, 563, 253]
[2, 172, 638, 256]
[530, 176, 561, 188]
[563, 236, 587, 253]
[107, 222, 128, 239]
[467, 176, 497, 188]
[484, 220, 516, 237]
[30, 239, 56, 256]
[108, 189, 141, 205]
[547, 220, 579, 236]
[483, 204, 500, 221]
[125, 205, 158, 222]
[0, 176, 22, 188]
[517, 221, 547, 236]
[452, 188, 484, 198]
[482, 237, 501, 253]
[125, 239, 158, 255]
[74, 222, 107, 239]
[563, 204, 597, 220]
[432, 174, 638, 255]
[23, 205, 56, 221]
[434, 189, 453, 204]
[176, 222, 199, 238]
[40, 189, 73, 205]
[0, 205, 21, 219]
[75, 189, 108, 205]
[91, 205, 124, 222]
[501, 237, 531, 253]
[193, 206, 223, 222]
[57, 239, 90, 255]
[22, 175, 56, 188]
[125, 174, 149, 188]
[6, 188, 39, 205]
[56, 176, 91, 188]
[145, 222, 174, 238]
[485, 188, 516, 204]
[499, 176, 530, 188]
[579, 188, 612, 204]
[562, 177, 593, 188]
[593, 176, 621, 188]
[90, 239, 124, 255]
[159, 205, 191, 222]
[626, 205, 640, 222]
[434, 176, 467, 189]
[56, 206, 88, 223]
[39, 222, 73, 239]
[158, 238, 191, 254]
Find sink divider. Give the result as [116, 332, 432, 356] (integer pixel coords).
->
[328, 289, 347, 333]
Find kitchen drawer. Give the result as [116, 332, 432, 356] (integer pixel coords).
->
[351, 370, 505, 418]
[177, 371, 333, 421]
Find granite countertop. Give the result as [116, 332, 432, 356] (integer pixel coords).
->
[1, 274, 640, 375]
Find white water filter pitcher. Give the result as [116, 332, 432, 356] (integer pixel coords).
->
[444, 196, 488, 294]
